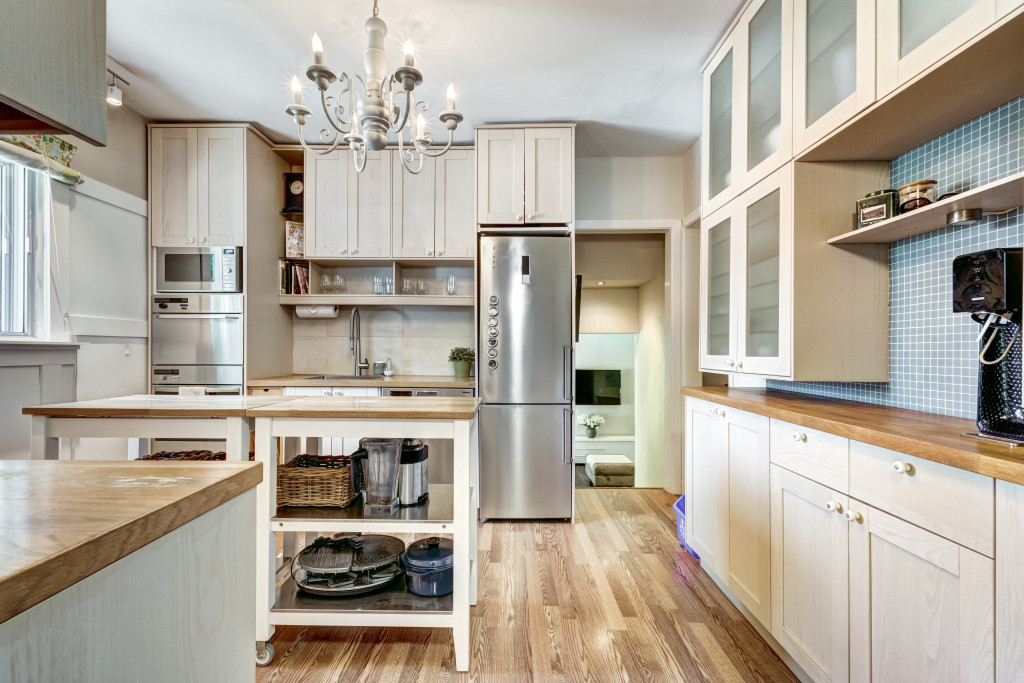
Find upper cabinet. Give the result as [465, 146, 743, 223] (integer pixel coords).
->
[304, 146, 475, 260]
[702, 0, 792, 216]
[876, 0, 996, 98]
[793, 0, 876, 152]
[150, 125, 245, 247]
[476, 125, 574, 225]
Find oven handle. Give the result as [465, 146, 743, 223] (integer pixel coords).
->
[154, 314, 241, 320]
[204, 387, 243, 395]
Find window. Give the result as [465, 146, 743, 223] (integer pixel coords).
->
[0, 160, 45, 336]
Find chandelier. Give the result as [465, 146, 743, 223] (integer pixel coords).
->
[285, 0, 464, 174]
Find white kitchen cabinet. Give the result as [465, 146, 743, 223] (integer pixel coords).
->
[685, 398, 771, 626]
[348, 151, 392, 258]
[434, 149, 475, 258]
[392, 154, 437, 258]
[304, 150, 352, 258]
[996, 480, 1024, 681]
[876, 0, 996, 99]
[150, 125, 246, 247]
[848, 502, 994, 682]
[792, 0, 875, 152]
[476, 125, 574, 225]
[700, 167, 793, 377]
[770, 465, 850, 683]
[701, 34, 739, 217]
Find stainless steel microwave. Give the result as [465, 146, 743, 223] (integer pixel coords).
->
[155, 246, 241, 293]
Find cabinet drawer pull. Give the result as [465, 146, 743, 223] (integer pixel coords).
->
[792, 432, 807, 442]
[845, 510, 863, 523]
[825, 500, 844, 514]
[891, 460, 915, 475]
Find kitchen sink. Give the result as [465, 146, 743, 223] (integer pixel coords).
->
[303, 375, 374, 381]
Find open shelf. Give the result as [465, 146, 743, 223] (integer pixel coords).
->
[271, 575, 453, 626]
[279, 294, 474, 307]
[273, 484, 455, 534]
[799, 10, 1024, 162]
[828, 171, 1024, 245]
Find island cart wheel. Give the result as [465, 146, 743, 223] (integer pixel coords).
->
[256, 642, 275, 666]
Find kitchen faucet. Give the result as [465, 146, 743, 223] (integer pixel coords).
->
[349, 307, 370, 376]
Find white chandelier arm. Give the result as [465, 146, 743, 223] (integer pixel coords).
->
[417, 129, 456, 158]
[352, 144, 368, 173]
[388, 80, 417, 135]
[395, 131, 425, 175]
[295, 123, 344, 156]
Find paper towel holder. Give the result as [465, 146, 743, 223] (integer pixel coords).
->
[296, 305, 339, 319]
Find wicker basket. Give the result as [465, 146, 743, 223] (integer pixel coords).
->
[137, 450, 255, 461]
[277, 454, 359, 508]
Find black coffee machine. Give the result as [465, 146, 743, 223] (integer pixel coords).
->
[953, 248, 1024, 442]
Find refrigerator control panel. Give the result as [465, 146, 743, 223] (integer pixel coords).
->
[487, 296, 499, 368]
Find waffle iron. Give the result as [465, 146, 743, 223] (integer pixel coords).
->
[291, 533, 405, 596]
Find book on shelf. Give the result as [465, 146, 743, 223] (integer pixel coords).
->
[279, 258, 310, 295]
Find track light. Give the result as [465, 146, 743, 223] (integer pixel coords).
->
[105, 69, 130, 106]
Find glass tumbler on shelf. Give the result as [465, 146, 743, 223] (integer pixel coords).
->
[333, 274, 346, 293]
[321, 273, 333, 294]
[361, 438, 402, 515]
[446, 274, 457, 295]
[402, 279, 412, 295]
[417, 280, 427, 295]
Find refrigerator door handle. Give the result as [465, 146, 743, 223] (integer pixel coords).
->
[563, 346, 571, 401]
[563, 408, 573, 465]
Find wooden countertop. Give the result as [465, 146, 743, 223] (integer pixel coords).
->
[23, 394, 293, 417]
[0, 460, 261, 625]
[681, 387, 1024, 486]
[247, 395, 481, 420]
[247, 374, 475, 389]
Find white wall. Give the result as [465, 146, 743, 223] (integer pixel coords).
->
[579, 288, 639, 333]
[635, 274, 667, 488]
[575, 333, 636, 438]
[576, 157, 686, 220]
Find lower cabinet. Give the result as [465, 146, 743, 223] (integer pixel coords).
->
[685, 398, 771, 626]
[848, 503, 994, 683]
[770, 465, 850, 683]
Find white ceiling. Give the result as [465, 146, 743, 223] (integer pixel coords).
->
[106, 0, 742, 157]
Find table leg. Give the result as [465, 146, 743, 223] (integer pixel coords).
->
[255, 418, 277, 643]
[225, 417, 251, 462]
[469, 415, 479, 606]
[452, 419, 470, 672]
[30, 416, 59, 460]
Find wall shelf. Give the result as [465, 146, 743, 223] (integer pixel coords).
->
[828, 171, 1024, 245]
[798, 10, 1024, 163]
[279, 294, 474, 307]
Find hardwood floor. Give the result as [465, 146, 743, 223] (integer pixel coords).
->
[574, 464, 593, 487]
[256, 488, 797, 682]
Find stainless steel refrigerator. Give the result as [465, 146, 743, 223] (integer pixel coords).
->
[478, 233, 574, 520]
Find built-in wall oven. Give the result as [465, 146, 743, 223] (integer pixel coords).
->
[151, 293, 244, 396]
[155, 246, 241, 293]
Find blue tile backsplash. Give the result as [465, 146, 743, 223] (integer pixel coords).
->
[766, 96, 1024, 418]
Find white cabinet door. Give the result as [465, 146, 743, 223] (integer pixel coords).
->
[304, 150, 350, 258]
[701, 36, 741, 217]
[734, 167, 793, 377]
[848, 503, 994, 682]
[391, 152, 436, 258]
[150, 127, 197, 246]
[726, 409, 771, 626]
[435, 149, 475, 258]
[735, 0, 793, 191]
[477, 128, 525, 224]
[876, 0, 996, 98]
[524, 127, 573, 224]
[996, 480, 1024, 680]
[196, 127, 245, 247]
[348, 150, 392, 258]
[684, 398, 729, 576]
[699, 204, 738, 373]
[793, 0, 875, 152]
[771, 465, 850, 683]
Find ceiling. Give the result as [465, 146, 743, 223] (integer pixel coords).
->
[106, 0, 743, 157]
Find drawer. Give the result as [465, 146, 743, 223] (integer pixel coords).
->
[770, 419, 849, 492]
[849, 441, 994, 557]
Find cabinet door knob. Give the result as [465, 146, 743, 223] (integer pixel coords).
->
[333, 390, 343, 396]
[198, 237, 205, 243]
[726, 359, 735, 367]
[515, 214, 523, 221]
[792, 432, 807, 442]
[350, 249, 357, 255]
[892, 461, 914, 475]
[426, 250, 433, 256]
[339, 249, 345, 255]
[845, 510, 863, 523]
[322, 390, 331, 396]
[528, 214, 535, 220]
[825, 500, 844, 514]
[187, 237, 194, 243]
[437, 250, 443, 256]
[736, 360, 743, 369]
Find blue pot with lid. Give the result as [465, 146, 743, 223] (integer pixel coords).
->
[403, 536, 453, 597]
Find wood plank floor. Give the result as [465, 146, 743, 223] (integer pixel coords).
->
[255, 488, 797, 682]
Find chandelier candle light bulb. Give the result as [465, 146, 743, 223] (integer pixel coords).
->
[446, 84, 456, 111]
[312, 33, 324, 65]
[404, 41, 415, 67]
[290, 75, 302, 105]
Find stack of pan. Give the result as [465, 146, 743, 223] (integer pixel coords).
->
[291, 533, 405, 596]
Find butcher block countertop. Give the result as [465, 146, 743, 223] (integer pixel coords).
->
[0, 460, 261, 624]
[682, 387, 1024, 486]
[22, 394, 292, 417]
[247, 374, 475, 389]
[247, 395, 481, 420]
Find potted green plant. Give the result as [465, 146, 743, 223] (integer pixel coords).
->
[577, 413, 606, 438]
[448, 347, 475, 379]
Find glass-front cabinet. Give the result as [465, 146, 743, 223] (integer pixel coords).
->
[700, 167, 792, 378]
[793, 0, 876, 152]
[876, 0, 996, 98]
[702, 0, 792, 217]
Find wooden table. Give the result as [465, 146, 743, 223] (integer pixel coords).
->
[0, 459, 261, 682]
[248, 396, 481, 671]
[22, 394, 293, 461]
